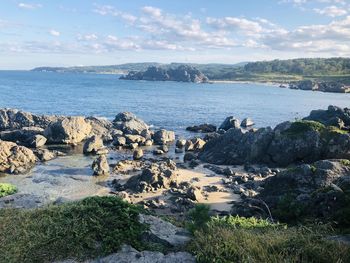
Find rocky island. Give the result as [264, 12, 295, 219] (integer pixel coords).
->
[1, 106, 350, 262]
[120, 65, 209, 83]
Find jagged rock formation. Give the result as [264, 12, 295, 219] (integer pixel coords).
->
[120, 65, 209, 83]
[289, 80, 350, 93]
[199, 106, 350, 167]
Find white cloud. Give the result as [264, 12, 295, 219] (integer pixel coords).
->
[78, 34, 98, 41]
[49, 30, 60, 37]
[18, 3, 42, 10]
[93, 5, 137, 24]
[314, 5, 347, 17]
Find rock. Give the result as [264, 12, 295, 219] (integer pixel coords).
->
[153, 149, 165, 155]
[129, 143, 139, 149]
[199, 127, 274, 165]
[186, 186, 202, 201]
[153, 129, 175, 145]
[0, 193, 46, 209]
[83, 135, 105, 155]
[219, 116, 241, 131]
[186, 123, 217, 133]
[133, 149, 144, 160]
[303, 105, 350, 128]
[27, 134, 47, 148]
[113, 136, 126, 146]
[124, 160, 177, 192]
[88, 245, 195, 263]
[113, 112, 149, 136]
[120, 64, 209, 83]
[85, 116, 113, 142]
[158, 145, 169, 153]
[44, 117, 92, 144]
[236, 159, 350, 221]
[184, 152, 197, 162]
[91, 155, 109, 176]
[199, 115, 350, 167]
[125, 134, 146, 145]
[0, 108, 61, 131]
[0, 140, 36, 174]
[184, 140, 194, 151]
[139, 214, 191, 247]
[176, 139, 186, 148]
[0, 127, 45, 147]
[33, 148, 57, 162]
[144, 139, 153, 146]
[241, 118, 255, 128]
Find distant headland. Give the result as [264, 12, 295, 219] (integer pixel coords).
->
[31, 57, 350, 93]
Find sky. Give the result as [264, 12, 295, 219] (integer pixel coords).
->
[0, 0, 350, 69]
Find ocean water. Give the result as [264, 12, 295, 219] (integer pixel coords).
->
[1, 70, 350, 135]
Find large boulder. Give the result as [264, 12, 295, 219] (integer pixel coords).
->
[124, 160, 177, 192]
[200, 118, 350, 167]
[153, 129, 175, 145]
[257, 160, 350, 222]
[85, 116, 113, 142]
[113, 112, 149, 136]
[83, 135, 106, 155]
[303, 105, 350, 128]
[0, 109, 61, 131]
[199, 127, 274, 165]
[0, 140, 36, 174]
[44, 117, 92, 144]
[0, 127, 45, 147]
[219, 116, 241, 131]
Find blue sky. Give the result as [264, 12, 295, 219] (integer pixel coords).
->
[0, 0, 350, 69]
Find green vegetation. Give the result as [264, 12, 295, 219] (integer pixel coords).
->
[340, 159, 350, 166]
[189, 223, 350, 263]
[0, 183, 17, 197]
[187, 205, 350, 263]
[0, 196, 146, 263]
[282, 120, 326, 137]
[282, 120, 349, 139]
[31, 58, 350, 84]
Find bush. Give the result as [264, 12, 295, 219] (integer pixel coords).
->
[0, 196, 146, 262]
[186, 204, 211, 233]
[188, 223, 350, 263]
[0, 183, 17, 197]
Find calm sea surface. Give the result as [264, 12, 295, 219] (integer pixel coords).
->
[1, 70, 350, 135]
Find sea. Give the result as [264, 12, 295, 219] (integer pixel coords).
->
[1, 70, 350, 136]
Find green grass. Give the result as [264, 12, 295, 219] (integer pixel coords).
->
[0, 196, 146, 263]
[282, 120, 326, 137]
[188, 223, 350, 263]
[0, 183, 17, 197]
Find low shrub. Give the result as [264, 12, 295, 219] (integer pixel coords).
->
[0, 183, 17, 197]
[0, 196, 146, 263]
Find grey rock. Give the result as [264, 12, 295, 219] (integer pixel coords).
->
[241, 118, 255, 128]
[44, 117, 92, 144]
[113, 112, 149, 136]
[219, 116, 241, 131]
[133, 149, 144, 160]
[153, 129, 175, 145]
[92, 155, 109, 176]
[83, 135, 105, 155]
[0, 140, 36, 174]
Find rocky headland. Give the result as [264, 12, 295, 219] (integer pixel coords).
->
[120, 65, 209, 83]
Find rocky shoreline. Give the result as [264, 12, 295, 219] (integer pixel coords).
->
[1, 105, 350, 261]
